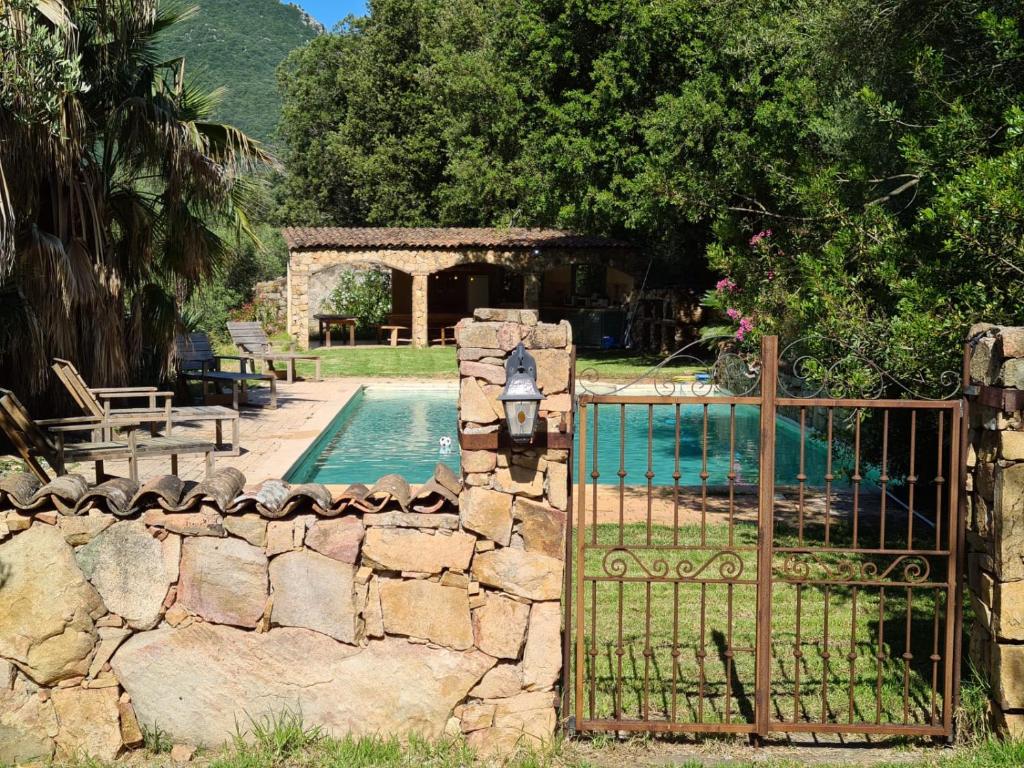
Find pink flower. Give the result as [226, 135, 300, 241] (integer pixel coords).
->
[766, 270, 775, 280]
[726, 307, 741, 320]
[716, 277, 737, 293]
[735, 317, 754, 341]
[749, 229, 773, 247]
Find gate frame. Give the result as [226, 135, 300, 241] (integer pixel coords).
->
[568, 334, 967, 741]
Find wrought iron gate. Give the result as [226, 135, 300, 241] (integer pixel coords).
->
[570, 336, 965, 740]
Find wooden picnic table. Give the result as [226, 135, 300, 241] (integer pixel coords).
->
[315, 314, 358, 347]
[431, 324, 459, 347]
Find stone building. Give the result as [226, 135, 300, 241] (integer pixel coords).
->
[281, 227, 636, 348]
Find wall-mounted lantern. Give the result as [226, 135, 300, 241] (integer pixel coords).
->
[498, 343, 543, 444]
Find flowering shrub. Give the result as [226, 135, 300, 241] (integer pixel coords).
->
[327, 268, 392, 332]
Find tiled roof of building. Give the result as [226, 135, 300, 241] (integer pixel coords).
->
[281, 227, 633, 251]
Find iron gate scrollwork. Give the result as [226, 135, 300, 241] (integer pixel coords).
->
[571, 335, 965, 740]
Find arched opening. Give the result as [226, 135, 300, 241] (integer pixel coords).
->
[389, 264, 524, 345]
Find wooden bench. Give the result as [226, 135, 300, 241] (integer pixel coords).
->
[431, 325, 458, 347]
[227, 321, 322, 383]
[315, 314, 358, 347]
[176, 333, 277, 410]
[377, 325, 410, 347]
[0, 388, 216, 482]
[52, 358, 241, 455]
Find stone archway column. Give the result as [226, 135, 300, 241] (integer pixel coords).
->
[411, 272, 429, 348]
[523, 272, 542, 309]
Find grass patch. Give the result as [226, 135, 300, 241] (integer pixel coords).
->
[212, 343, 703, 382]
[573, 522, 951, 731]
[574, 350, 703, 381]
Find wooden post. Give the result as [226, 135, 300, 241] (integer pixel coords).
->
[754, 334, 778, 741]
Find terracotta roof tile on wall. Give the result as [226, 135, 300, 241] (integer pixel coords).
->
[281, 227, 633, 251]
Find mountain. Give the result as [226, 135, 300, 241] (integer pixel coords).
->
[159, 0, 321, 146]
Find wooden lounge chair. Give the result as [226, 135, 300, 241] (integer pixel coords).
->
[176, 332, 278, 410]
[0, 388, 216, 483]
[51, 358, 241, 456]
[226, 321, 322, 383]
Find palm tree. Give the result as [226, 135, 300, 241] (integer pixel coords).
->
[0, 0, 273, 407]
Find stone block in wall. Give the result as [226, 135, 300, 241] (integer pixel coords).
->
[1003, 327, 1024, 359]
[461, 377, 501, 424]
[521, 602, 561, 690]
[379, 579, 473, 650]
[0, 672, 58, 763]
[460, 487, 513, 546]
[1001, 359, 1024, 389]
[514, 498, 566, 560]
[178, 537, 269, 629]
[75, 521, 176, 631]
[362, 528, 475, 574]
[0, 525, 104, 685]
[471, 593, 530, 660]
[270, 550, 361, 644]
[994, 580, 1024, 641]
[111, 624, 495, 747]
[1002, 431, 1024, 461]
[993, 463, 1024, 581]
[531, 349, 571, 393]
[52, 685, 121, 761]
[970, 336, 1001, 384]
[493, 464, 545, 497]
[993, 642, 1024, 710]
[472, 548, 564, 601]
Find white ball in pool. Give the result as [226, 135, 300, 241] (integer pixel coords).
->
[439, 435, 453, 454]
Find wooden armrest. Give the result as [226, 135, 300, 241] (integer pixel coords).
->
[214, 355, 249, 362]
[89, 386, 158, 395]
[40, 417, 141, 433]
[92, 390, 173, 401]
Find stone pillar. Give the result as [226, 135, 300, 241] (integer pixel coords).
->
[411, 273, 429, 348]
[966, 324, 1024, 737]
[287, 260, 311, 350]
[522, 272, 542, 310]
[455, 308, 574, 752]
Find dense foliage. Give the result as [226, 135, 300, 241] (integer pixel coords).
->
[277, 0, 1024, 391]
[157, 0, 319, 144]
[0, 0, 270, 402]
[327, 268, 393, 333]
[184, 223, 289, 339]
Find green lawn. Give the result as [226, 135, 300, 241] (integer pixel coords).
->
[217, 344, 702, 382]
[54, 713, 1021, 768]
[573, 522, 951, 732]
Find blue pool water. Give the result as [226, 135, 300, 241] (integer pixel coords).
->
[285, 387, 835, 486]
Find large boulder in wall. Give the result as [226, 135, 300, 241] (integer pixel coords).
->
[111, 623, 495, 746]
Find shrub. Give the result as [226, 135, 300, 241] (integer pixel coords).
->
[229, 297, 285, 337]
[327, 268, 392, 332]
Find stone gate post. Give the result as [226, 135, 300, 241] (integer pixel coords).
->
[965, 324, 1024, 736]
[455, 308, 573, 750]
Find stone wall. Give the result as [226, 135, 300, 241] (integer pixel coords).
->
[965, 324, 1024, 737]
[252, 277, 287, 327]
[0, 309, 573, 762]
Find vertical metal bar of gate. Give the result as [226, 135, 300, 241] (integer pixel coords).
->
[754, 335, 778, 740]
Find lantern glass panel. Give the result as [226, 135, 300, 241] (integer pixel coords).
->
[503, 399, 538, 442]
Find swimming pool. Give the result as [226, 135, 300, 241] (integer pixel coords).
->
[285, 386, 835, 486]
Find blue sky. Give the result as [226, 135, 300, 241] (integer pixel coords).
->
[296, 0, 366, 29]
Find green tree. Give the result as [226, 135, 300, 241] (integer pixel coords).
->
[0, 0, 272, 405]
[277, 0, 1024, 389]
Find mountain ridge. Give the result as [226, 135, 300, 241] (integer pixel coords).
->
[159, 0, 320, 145]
